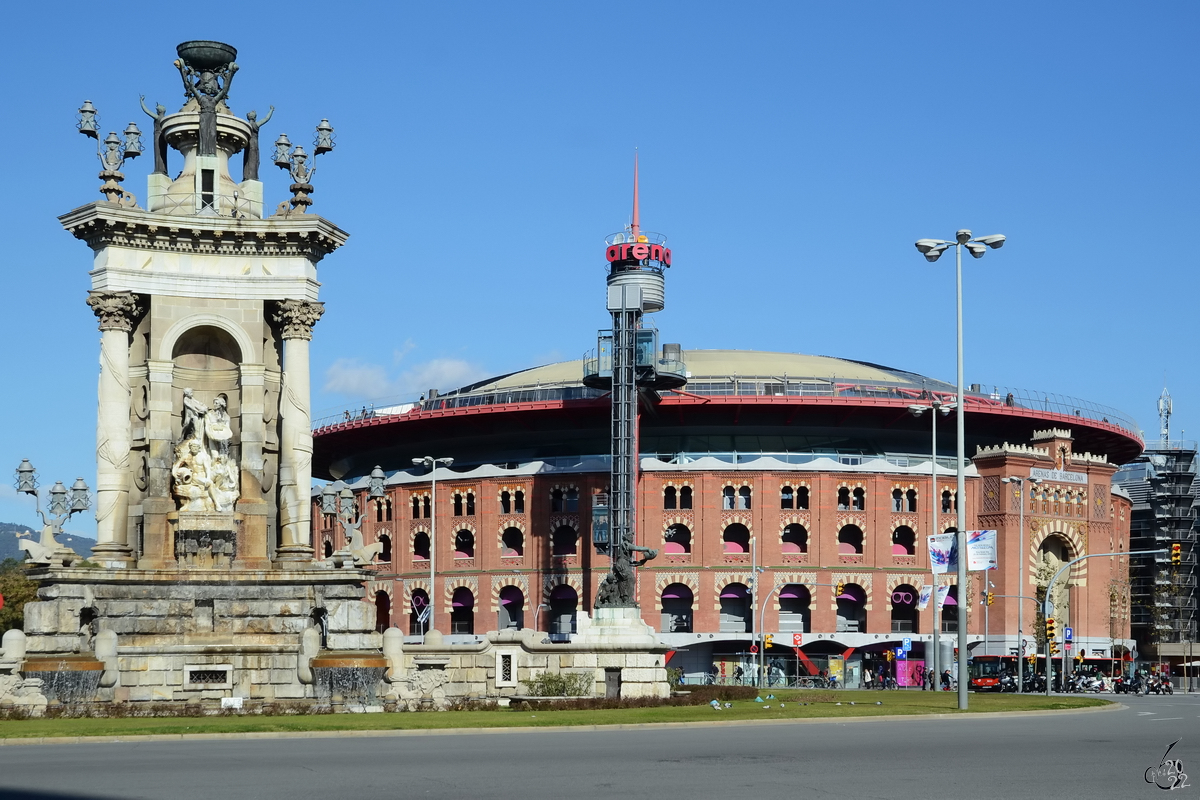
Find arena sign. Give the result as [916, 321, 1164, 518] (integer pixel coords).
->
[1029, 467, 1088, 484]
[605, 242, 672, 265]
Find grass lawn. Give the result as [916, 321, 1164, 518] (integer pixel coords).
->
[0, 691, 1110, 740]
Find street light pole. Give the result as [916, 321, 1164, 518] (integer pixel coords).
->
[1002, 476, 1040, 693]
[413, 455, 453, 636]
[909, 398, 953, 685]
[916, 229, 1006, 710]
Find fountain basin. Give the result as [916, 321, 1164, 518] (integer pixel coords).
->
[176, 41, 238, 69]
[21, 656, 105, 673]
[310, 653, 387, 670]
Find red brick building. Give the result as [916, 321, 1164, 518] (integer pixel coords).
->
[312, 350, 1139, 685]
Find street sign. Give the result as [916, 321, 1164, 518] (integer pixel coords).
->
[896, 648, 906, 660]
[749, 644, 759, 654]
[1065, 627, 1073, 641]
[792, 633, 803, 647]
[902, 637, 912, 652]
[1065, 642, 1072, 651]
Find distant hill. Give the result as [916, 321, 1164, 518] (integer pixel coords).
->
[0, 523, 96, 563]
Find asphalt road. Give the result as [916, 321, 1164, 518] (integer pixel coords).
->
[0, 695, 1197, 800]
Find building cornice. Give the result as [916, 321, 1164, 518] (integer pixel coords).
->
[58, 202, 349, 262]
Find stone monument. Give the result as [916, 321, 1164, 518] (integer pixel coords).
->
[0, 40, 381, 709]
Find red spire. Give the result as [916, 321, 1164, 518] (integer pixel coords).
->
[630, 151, 640, 241]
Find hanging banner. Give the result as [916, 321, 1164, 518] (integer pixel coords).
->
[935, 584, 951, 610]
[917, 584, 934, 610]
[928, 533, 957, 574]
[967, 529, 998, 571]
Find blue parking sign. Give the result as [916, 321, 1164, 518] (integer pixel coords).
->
[902, 637, 912, 652]
[1064, 627, 1073, 641]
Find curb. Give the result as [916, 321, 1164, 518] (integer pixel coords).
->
[0, 701, 1122, 747]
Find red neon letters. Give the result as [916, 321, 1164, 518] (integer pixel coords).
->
[605, 243, 672, 265]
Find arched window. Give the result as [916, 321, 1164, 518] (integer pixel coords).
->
[892, 489, 903, 512]
[466, 491, 475, 516]
[323, 540, 333, 559]
[498, 586, 524, 629]
[738, 486, 752, 510]
[564, 488, 579, 512]
[453, 492, 464, 516]
[551, 488, 565, 513]
[941, 490, 953, 513]
[781, 523, 808, 554]
[379, 534, 392, 563]
[838, 525, 864, 555]
[679, 486, 693, 509]
[500, 490, 512, 514]
[412, 496, 421, 519]
[374, 590, 391, 634]
[836, 583, 867, 633]
[514, 490, 525, 514]
[413, 531, 430, 561]
[905, 489, 917, 513]
[837, 487, 851, 510]
[501, 527, 524, 556]
[722, 486, 736, 510]
[797, 486, 810, 510]
[660, 583, 694, 633]
[852, 487, 865, 511]
[376, 499, 385, 523]
[454, 530, 475, 558]
[552, 525, 578, 556]
[409, 589, 430, 636]
[385, 498, 393, 521]
[549, 584, 578, 636]
[941, 585, 959, 632]
[664, 524, 691, 554]
[723, 523, 751, 554]
[781, 486, 795, 510]
[719, 583, 751, 633]
[664, 486, 677, 510]
[891, 526, 915, 556]
[450, 587, 474, 634]
[891, 583, 918, 633]
[422, 496, 431, 518]
[778, 584, 811, 633]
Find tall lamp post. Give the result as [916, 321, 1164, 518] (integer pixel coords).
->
[915, 229, 1006, 709]
[413, 456, 454, 634]
[909, 398, 953, 684]
[1002, 475, 1040, 692]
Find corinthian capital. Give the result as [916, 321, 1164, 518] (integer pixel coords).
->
[273, 299, 325, 341]
[87, 291, 142, 332]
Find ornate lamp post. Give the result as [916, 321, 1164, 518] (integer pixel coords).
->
[13, 460, 91, 564]
[914, 229, 1006, 709]
[273, 120, 337, 214]
[76, 101, 143, 205]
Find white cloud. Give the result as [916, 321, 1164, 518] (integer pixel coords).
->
[322, 355, 489, 402]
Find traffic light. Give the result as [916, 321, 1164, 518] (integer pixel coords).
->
[1045, 616, 1056, 640]
[986, 591, 994, 606]
[836, 581, 845, 596]
[1075, 653, 1083, 663]
[1050, 641, 1059, 655]
[1172, 543, 1182, 566]
[1027, 654, 1036, 666]
[764, 634, 774, 649]
[885, 650, 893, 661]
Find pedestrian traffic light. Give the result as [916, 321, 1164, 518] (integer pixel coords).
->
[1045, 617, 1056, 640]
[764, 634, 774, 649]
[986, 591, 994, 606]
[1172, 543, 1182, 566]
[836, 581, 845, 596]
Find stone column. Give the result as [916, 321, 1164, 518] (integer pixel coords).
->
[272, 299, 324, 563]
[86, 291, 141, 567]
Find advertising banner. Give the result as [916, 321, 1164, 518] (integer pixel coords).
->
[935, 584, 951, 610]
[928, 533, 957, 574]
[917, 584, 934, 610]
[967, 529, 998, 571]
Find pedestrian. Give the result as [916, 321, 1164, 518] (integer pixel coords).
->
[877, 661, 887, 690]
[928, 668, 935, 691]
[941, 669, 952, 691]
[863, 669, 873, 690]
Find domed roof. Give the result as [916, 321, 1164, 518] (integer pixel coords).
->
[451, 349, 953, 396]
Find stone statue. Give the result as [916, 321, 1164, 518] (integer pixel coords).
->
[174, 59, 238, 157]
[595, 533, 658, 608]
[288, 147, 316, 185]
[332, 513, 384, 566]
[1036, 549, 1070, 623]
[139, 96, 169, 175]
[242, 106, 274, 182]
[172, 389, 240, 513]
[98, 132, 125, 174]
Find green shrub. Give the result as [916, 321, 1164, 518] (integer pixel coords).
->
[521, 671, 594, 697]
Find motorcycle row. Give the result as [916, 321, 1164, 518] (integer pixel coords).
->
[992, 672, 1170, 694]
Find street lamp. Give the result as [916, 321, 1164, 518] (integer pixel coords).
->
[915, 229, 1006, 710]
[413, 456, 454, 633]
[1002, 475, 1040, 692]
[909, 398, 954, 683]
[13, 460, 91, 561]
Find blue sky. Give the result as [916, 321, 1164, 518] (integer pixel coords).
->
[3, 2, 1197, 536]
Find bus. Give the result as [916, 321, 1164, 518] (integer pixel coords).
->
[967, 655, 1015, 692]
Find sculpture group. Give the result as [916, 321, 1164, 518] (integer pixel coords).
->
[171, 389, 240, 513]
